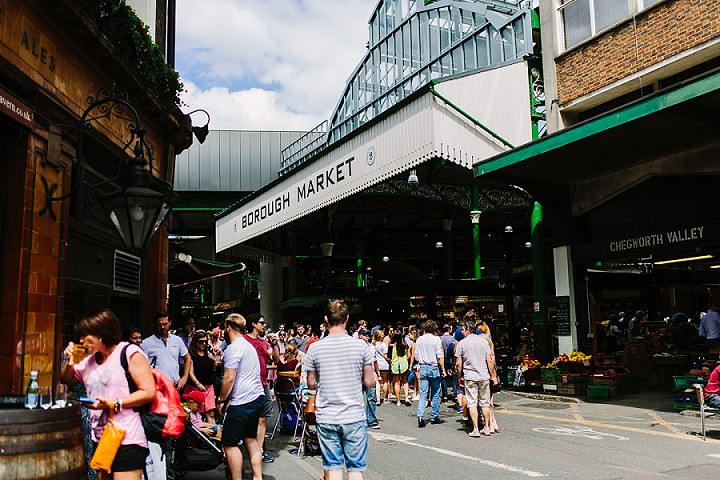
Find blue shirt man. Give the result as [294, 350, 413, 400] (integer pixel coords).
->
[700, 307, 720, 349]
[141, 311, 192, 389]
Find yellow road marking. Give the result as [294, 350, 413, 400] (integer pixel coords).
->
[570, 402, 583, 421]
[648, 411, 684, 436]
[497, 408, 716, 443]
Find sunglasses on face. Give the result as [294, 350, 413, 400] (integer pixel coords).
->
[197, 339, 208, 344]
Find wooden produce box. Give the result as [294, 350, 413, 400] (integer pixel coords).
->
[557, 382, 587, 395]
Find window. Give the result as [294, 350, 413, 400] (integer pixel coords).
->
[560, 0, 649, 50]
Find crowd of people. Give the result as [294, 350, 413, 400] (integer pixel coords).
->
[61, 304, 501, 480]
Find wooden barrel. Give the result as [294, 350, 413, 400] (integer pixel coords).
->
[0, 396, 87, 480]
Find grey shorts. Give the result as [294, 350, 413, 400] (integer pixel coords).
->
[261, 385, 274, 417]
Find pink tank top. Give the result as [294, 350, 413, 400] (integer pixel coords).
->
[74, 342, 148, 447]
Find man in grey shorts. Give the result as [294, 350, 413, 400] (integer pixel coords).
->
[455, 320, 498, 437]
[245, 313, 280, 463]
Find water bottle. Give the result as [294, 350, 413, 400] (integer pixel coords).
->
[24, 370, 39, 409]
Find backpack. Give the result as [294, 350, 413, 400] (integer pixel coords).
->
[121, 344, 186, 443]
[302, 427, 321, 456]
[280, 403, 302, 435]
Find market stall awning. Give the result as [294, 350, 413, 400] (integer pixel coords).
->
[472, 68, 720, 209]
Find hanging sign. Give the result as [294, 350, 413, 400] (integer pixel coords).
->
[0, 87, 33, 128]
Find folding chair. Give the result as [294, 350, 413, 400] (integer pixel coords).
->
[296, 387, 315, 458]
[694, 383, 720, 441]
[271, 374, 301, 440]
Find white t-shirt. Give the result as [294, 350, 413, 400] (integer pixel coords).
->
[414, 333, 443, 366]
[455, 334, 492, 382]
[223, 336, 264, 406]
[304, 334, 375, 425]
[375, 342, 390, 371]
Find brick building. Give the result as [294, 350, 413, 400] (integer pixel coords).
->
[475, 0, 720, 355]
[0, 1, 191, 393]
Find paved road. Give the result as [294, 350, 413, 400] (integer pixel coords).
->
[182, 390, 720, 479]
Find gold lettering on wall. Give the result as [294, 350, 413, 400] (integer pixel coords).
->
[19, 15, 57, 81]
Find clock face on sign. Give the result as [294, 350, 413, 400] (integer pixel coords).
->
[366, 146, 376, 166]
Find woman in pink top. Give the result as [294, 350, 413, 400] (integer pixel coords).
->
[61, 309, 155, 479]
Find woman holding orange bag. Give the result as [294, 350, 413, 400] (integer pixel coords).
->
[61, 309, 155, 479]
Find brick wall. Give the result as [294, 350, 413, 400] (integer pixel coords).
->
[556, 0, 720, 105]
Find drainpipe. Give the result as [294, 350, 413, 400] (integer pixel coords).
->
[470, 186, 482, 279]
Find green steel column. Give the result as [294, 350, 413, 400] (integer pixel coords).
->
[471, 186, 482, 278]
[531, 201, 550, 363]
[356, 244, 364, 288]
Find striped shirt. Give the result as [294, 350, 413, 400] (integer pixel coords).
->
[304, 334, 375, 425]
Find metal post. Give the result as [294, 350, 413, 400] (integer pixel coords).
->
[531, 201, 550, 363]
[471, 186, 482, 279]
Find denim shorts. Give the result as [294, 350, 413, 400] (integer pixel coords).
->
[316, 421, 368, 472]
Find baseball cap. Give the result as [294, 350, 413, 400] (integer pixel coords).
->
[182, 391, 205, 405]
[358, 329, 370, 336]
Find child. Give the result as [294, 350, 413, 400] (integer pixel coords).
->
[182, 391, 222, 439]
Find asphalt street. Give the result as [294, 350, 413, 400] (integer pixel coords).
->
[183, 389, 720, 479]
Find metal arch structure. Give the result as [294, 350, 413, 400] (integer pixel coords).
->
[280, 0, 533, 174]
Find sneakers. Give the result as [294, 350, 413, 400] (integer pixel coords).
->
[262, 452, 274, 463]
[469, 430, 482, 437]
[418, 418, 426, 428]
[403, 400, 412, 406]
[412, 394, 420, 401]
[430, 418, 445, 425]
[369, 424, 381, 429]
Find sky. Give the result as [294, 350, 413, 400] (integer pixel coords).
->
[175, 0, 377, 132]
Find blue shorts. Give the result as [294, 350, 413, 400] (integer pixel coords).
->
[316, 421, 368, 472]
[221, 395, 264, 447]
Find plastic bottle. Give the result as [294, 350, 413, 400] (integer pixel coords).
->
[24, 370, 39, 409]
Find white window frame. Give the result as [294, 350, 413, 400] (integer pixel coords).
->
[558, 0, 666, 51]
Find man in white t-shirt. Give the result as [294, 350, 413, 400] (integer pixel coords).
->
[414, 320, 447, 427]
[305, 301, 375, 480]
[455, 320, 498, 437]
[217, 313, 265, 480]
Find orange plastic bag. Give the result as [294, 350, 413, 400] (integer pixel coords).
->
[90, 408, 126, 473]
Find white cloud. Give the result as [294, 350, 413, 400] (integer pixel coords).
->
[176, 0, 375, 131]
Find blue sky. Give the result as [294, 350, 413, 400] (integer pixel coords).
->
[175, 0, 376, 131]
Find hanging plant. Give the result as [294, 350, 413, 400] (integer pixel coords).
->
[85, 0, 184, 109]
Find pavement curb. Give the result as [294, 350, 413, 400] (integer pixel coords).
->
[507, 390, 582, 403]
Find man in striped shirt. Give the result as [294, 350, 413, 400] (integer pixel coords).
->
[305, 300, 376, 480]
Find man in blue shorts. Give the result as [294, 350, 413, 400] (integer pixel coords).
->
[305, 300, 375, 480]
[217, 313, 266, 480]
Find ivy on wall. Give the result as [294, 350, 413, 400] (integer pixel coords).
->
[85, 0, 184, 108]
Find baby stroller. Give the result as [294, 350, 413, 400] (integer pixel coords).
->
[167, 419, 228, 480]
[271, 373, 304, 440]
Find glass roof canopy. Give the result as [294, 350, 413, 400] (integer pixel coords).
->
[280, 0, 532, 176]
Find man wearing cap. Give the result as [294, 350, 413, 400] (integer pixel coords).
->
[358, 328, 381, 429]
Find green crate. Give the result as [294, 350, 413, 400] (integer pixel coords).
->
[587, 383, 610, 399]
[673, 375, 707, 390]
[541, 368, 559, 384]
[673, 401, 700, 411]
